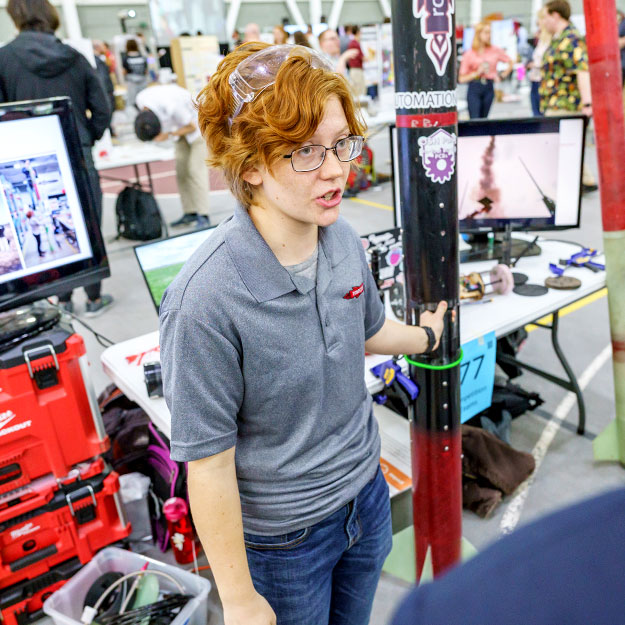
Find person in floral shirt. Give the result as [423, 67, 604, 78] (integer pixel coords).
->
[539, 0, 597, 191]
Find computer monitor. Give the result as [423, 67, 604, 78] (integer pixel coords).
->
[134, 227, 216, 312]
[0, 98, 110, 312]
[457, 116, 585, 232]
[391, 116, 585, 232]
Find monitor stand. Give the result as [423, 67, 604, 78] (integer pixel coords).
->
[460, 227, 542, 266]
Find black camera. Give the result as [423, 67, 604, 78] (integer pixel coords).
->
[143, 361, 163, 398]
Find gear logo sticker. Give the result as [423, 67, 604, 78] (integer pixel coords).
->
[413, 0, 455, 77]
[418, 128, 457, 184]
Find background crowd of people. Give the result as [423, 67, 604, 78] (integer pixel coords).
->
[0, 0, 612, 301]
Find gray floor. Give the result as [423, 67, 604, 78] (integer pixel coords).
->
[52, 90, 623, 624]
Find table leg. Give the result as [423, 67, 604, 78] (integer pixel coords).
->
[496, 310, 586, 435]
[145, 162, 154, 194]
[550, 311, 586, 435]
[133, 164, 141, 186]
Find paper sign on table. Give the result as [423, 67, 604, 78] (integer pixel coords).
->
[460, 331, 497, 422]
[375, 404, 413, 495]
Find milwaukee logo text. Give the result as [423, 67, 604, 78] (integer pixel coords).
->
[343, 284, 365, 300]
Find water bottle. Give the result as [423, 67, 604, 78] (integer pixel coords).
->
[162, 497, 196, 564]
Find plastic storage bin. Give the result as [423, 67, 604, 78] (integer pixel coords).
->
[42, 547, 210, 625]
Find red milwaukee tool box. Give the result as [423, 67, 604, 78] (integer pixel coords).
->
[0, 323, 109, 495]
[0, 458, 105, 519]
[0, 464, 130, 590]
[0, 557, 82, 625]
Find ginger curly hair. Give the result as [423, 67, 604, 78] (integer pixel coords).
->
[196, 42, 366, 208]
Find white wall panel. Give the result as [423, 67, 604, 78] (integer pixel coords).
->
[235, 2, 291, 28]
[77, 5, 151, 40]
[340, 1, 383, 25]
[0, 1, 595, 51]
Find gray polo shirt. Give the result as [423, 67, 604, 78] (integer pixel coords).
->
[160, 205, 385, 535]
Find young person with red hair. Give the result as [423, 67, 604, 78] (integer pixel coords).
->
[159, 42, 449, 625]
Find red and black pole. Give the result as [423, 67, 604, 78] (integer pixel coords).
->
[390, 1, 462, 578]
[583, 1, 625, 464]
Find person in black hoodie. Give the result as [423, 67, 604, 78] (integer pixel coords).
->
[0, 0, 114, 316]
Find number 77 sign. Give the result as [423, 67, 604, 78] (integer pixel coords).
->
[460, 331, 497, 422]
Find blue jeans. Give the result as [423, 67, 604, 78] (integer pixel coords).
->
[530, 81, 543, 117]
[244, 466, 393, 625]
[467, 80, 495, 119]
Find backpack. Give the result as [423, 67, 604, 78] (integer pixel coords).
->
[487, 380, 544, 419]
[98, 384, 188, 552]
[115, 184, 163, 241]
[496, 328, 529, 379]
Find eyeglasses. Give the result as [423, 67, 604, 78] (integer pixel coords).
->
[283, 136, 364, 172]
[229, 44, 334, 123]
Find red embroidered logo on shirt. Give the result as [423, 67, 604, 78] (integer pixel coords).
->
[343, 283, 364, 299]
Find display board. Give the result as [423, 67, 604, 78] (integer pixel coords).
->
[361, 26, 382, 91]
[170, 35, 221, 95]
[380, 23, 394, 88]
[148, 0, 226, 46]
[359, 23, 394, 96]
[462, 19, 518, 61]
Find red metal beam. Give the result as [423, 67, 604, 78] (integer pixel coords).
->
[584, 0, 625, 464]
[583, 0, 625, 232]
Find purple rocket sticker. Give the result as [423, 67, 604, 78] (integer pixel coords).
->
[413, 0, 455, 77]
[417, 128, 457, 184]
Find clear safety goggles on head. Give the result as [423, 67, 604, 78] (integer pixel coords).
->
[228, 44, 334, 123]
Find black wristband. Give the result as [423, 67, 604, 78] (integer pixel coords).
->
[422, 326, 437, 354]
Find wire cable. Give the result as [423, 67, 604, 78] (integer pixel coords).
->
[84, 568, 185, 623]
[118, 563, 148, 614]
[191, 538, 199, 576]
[46, 298, 115, 347]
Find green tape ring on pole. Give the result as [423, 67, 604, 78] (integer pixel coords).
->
[404, 349, 464, 371]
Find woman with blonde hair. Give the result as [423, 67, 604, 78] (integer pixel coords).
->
[527, 8, 552, 116]
[160, 42, 448, 625]
[459, 21, 514, 118]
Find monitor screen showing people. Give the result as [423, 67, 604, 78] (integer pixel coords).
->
[0, 98, 109, 311]
[0, 114, 94, 283]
